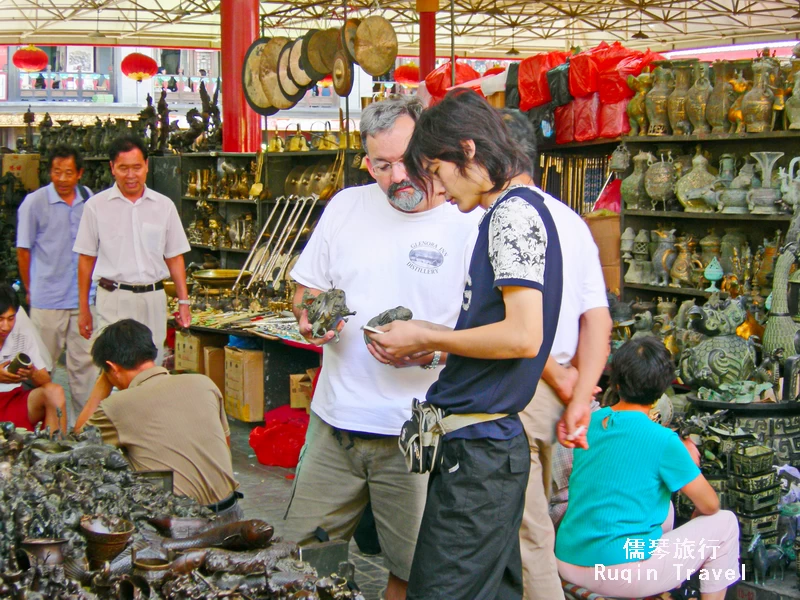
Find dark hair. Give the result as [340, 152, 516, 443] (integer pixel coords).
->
[0, 285, 19, 316]
[499, 109, 537, 176]
[404, 88, 530, 193]
[109, 135, 148, 163]
[49, 145, 84, 172]
[91, 319, 157, 371]
[610, 337, 674, 406]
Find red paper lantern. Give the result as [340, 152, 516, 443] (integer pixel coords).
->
[12, 45, 48, 73]
[484, 66, 506, 76]
[121, 52, 158, 82]
[394, 63, 420, 86]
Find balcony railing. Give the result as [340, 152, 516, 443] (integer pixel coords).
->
[18, 68, 113, 103]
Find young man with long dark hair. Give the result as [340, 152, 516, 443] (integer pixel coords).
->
[367, 89, 563, 599]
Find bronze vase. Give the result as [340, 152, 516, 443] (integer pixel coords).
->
[668, 59, 697, 135]
[706, 60, 734, 134]
[742, 59, 775, 133]
[645, 66, 673, 136]
[686, 62, 713, 134]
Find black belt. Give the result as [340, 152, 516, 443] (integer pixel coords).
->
[98, 278, 164, 294]
[206, 491, 243, 513]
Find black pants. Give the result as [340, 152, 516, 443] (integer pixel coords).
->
[407, 433, 529, 600]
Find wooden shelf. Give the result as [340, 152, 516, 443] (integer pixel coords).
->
[181, 152, 256, 158]
[544, 130, 800, 150]
[624, 209, 792, 221]
[624, 282, 716, 298]
[182, 196, 259, 204]
[267, 149, 362, 157]
[83, 156, 109, 161]
[189, 243, 250, 254]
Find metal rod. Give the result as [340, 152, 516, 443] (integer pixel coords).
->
[234, 195, 284, 290]
[256, 195, 309, 286]
[246, 195, 294, 287]
[450, 0, 455, 86]
[274, 196, 319, 282]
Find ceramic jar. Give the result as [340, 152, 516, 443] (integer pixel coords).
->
[742, 59, 775, 133]
[668, 59, 697, 135]
[720, 228, 747, 276]
[686, 62, 713, 134]
[645, 66, 673, 136]
[621, 151, 653, 210]
[706, 60, 734, 134]
[674, 147, 717, 212]
[785, 70, 800, 130]
[621, 227, 636, 259]
[644, 151, 677, 208]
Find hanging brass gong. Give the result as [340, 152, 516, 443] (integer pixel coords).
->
[284, 165, 306, 196]
[259, 36, 294, 110]
[288, 35, 314, 87]
[341, 18, 361, 63]
[242, 38, 278, 116]
[333, 51, 354, 97]
[277, 40, 307, 105]
[304, 28, 337, 76]
[300, 29, 327, 81]
[297, 164, 318, 197]
[354, 16, 397, 76]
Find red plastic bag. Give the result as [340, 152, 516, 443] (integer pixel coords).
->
[249, 405, 310, 468]
[425, 61, 481, 102]
[598, 99, 630, 138]
[568, 42, 608, 97]
[518, 51, 570, 111]
[573, 93, 600, 142]
[594, 179, 621, 213]
[555, 103, 574, 144]
[598, 49, 663, 104]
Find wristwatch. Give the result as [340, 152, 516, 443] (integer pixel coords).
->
[422, 350, 442, 370]
[177, 299, 191, 305]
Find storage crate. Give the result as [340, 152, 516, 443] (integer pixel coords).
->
[728, 471, 776, 493]
[737, 509, 779, 537]
[727, 485, 781, 513]
[730, 443, 774, 476]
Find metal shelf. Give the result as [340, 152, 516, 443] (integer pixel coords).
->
[625, 209, 792, 221]
[624, 282, 716, 298]
[181, 196, 259, 204]
[189, 243, 250, 254]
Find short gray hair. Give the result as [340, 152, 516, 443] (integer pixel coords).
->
[360, 96, 424, 150]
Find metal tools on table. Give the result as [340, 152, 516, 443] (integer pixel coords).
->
[234, 194, 319, 298]
[540, 154, 611, 214]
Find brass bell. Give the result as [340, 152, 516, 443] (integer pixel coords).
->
[267, 125, 285, 153]
[286, 124, 309, 152]
[339, 118, 362, 150]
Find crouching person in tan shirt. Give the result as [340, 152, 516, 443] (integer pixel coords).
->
[75, 319, 243, 522]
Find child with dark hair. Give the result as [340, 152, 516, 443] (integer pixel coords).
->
[555, 337, 740, 600]
[0, 285, 66, 434]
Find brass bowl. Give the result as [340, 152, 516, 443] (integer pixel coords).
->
[163, 280, 194, 299]
[80, 515, 134, 569]
[19, 538, 69, 566]
[191, 269, 252, 288]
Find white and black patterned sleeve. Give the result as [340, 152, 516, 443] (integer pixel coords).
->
[488, 196, 548, 289]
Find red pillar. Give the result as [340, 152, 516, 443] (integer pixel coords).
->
[220, 0, 260, 152]
[417, 0, 437, 79]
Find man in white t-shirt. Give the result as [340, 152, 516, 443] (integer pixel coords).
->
[0, 285, 66, 434]
[500, 109, 612, 600]
[285, 97, 480, 600]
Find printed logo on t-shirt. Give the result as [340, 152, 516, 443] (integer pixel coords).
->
[462, 274, 472, 312]
[407, 241, 447, 274]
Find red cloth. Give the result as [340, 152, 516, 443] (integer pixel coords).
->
[0, 386, 35, 430]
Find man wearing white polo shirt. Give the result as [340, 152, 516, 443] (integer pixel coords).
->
[73, 135, 191, 363]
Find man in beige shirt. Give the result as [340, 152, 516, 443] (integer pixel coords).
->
[76, 319, 242, 519]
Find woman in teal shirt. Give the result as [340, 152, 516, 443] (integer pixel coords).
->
[555, 337, 740, 600]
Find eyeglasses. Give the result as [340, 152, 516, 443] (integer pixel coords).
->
[372, 159, 405, 176]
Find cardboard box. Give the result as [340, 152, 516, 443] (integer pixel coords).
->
[175, 331, 223, 374]
[289, 367, 319, 411]
[2, 153, 40, 192]
[584, 214, 620, 267]
[224, 346, 264, 422]
[203, 346, 225, 395]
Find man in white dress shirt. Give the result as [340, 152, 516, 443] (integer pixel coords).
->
[73, 135, 191, 363]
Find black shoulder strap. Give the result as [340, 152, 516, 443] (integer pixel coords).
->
[78, 185, 91, 201]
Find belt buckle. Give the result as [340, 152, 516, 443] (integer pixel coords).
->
[133, 284, 147, 293]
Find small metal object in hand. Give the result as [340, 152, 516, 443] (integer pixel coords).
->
[360, 325, 384, 335]
[7, 353, 31, 375]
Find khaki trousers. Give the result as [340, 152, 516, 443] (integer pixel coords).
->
[518, 380, 566, 600]
[95, 287, 168, 365]
[30, 307, 99, 428]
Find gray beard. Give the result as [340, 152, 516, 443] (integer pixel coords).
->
[388, 181, 424, 212]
